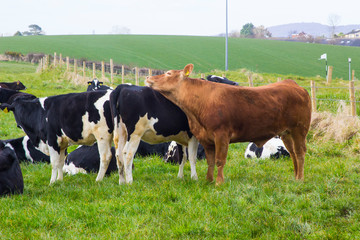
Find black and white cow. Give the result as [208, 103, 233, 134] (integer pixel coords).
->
[0, 90, 114, 184]
[0, 141, 24, 196]
[244, 136, 290, 159]
[0, 88, 35, 104]
[87, 78, 113, 91]
[0, 81, 26, 90]
[164, 141, 206, 165]
[206, 75, 239, 86]
[63, 143, 118, 175]
[1, 136, 50, 163]
[110, 84, 199, 184]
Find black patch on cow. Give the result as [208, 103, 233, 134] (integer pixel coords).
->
[249, 143, 263, 158]
[136, 141, 170, 157]
[0, 88, 35, 104]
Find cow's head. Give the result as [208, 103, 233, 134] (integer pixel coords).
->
[15, 81, 26, 90]
[0, 103, 14, 114]
[146, 64, 194, 93]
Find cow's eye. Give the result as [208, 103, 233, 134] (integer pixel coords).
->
[166, 72, 171, 75]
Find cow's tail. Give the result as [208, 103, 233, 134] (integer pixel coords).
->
[109, 87, 121, 129]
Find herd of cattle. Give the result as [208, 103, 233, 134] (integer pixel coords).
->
[0, 65, 310, 195]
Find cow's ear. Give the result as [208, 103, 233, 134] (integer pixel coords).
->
[183, 64, 194, 77]
[17, 81, 20, 85]
[0, 104, 13, 113]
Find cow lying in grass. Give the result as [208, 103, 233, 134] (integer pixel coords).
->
[0, 81, 26, 90]
[1, 136, 50, 163]
[244, 136, 289, 159]
[146, 64, 312, 185]
[0, 90, 114, 184]
[0, 141, 23, 196]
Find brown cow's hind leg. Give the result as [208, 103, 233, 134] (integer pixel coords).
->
[281, 134, 298, 179]
[291, 131, 307, 180]
[203, 145, 215, 182]
[214, 134, 230, 185]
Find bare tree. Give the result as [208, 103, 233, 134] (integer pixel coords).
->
[328, 14, 341, 38]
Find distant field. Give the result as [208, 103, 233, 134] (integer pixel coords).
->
[0, 35, 359, 79]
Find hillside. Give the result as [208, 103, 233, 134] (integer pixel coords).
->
[0, 35, 359, 79]
[268, 22, 360, 38]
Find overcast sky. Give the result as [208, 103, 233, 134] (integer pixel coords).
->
[1, 0, 359, 36]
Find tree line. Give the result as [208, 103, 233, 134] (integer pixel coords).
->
[14, 24, 44, 36]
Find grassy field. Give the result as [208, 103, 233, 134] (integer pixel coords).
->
[1, 62, 360, 239]
[0, 35, 360, 79]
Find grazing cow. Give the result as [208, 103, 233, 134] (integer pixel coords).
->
[87, 78, 113, 91]
[0, 88, 35, 104]
[146, 64, 312, 185]
[0, 90, 114, 184]
[0, 141, 24, 196]
[110, 84, 199, 184]
[206, 75, 239, 86]
[244, 137, 290, 159]
[164, 141, 205, 165]
[1, 136, 50, 163]
[63, 143, 118, 175]
[0, 81, 26, 90]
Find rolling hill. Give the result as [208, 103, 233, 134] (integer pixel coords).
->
[0, 34, 359, 79]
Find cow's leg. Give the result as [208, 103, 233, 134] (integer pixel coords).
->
[281, 134, 298, 178]
[95, 138, 113, 182]
[114, 121, 127, 184]
[214, 134, 229, 185]
[203, 145, 215, 182]
[291, 131, 307, 180]
[187, 136, 199, 180]
[177, 145, 187, 179]
[56, 149, 67, 181]
[48, 146, 62, 184]
[123, 136, 142, 184]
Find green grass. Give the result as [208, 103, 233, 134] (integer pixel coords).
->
[1, 35, 360, 79]
[1, 62, 360, 239]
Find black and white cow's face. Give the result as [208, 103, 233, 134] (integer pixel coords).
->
[163, 141, 183, 165]
[87, 79, 112, 91]
[206, 75, 239, 86]
[244, 137, 290, 159]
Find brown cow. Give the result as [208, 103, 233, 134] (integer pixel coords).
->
[146, 64, 312, 185]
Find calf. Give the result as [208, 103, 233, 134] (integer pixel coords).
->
[0, 81, 26, 90]
[1, 136, 50, 163]
[164, 141, 205, 165]
[0, 90, 114, 184]
[244, 137, 290, 159]
[110, 84, 199, 184]
[87, 78, 113, 91]
[206, 75, 239, 85]
[146, 64, 312, 185]
[0, 141, 24, 196]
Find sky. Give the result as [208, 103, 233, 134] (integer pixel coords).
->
[0, 0, 359, 36]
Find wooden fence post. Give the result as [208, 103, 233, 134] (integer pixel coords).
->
[66, 57, 70, 71]
[74, 59, 77, 75]
[310, 80, 317, 112]
[277, 77, 281, 82]
[53, 52, 57, 67]
[222, 73, 226, 78]
[148, 68, 152, 76]
[59, 53, 63, 67]
[135, 67, 139, 85]
[327, 66, 333, 84]
[39, 58, 43, 72]
[110, 59, 114, 84]
[101, 61, 105, 80]
[352, 70, 355, 81]
[349, 80, 356, 116]
[92, 63, 96, 79]
[122, 65, 125, 84]
[248, 74, 253, 87]
[83, 61, 86, 81]
[201, 73, 205, 79]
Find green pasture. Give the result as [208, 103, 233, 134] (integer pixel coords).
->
[0, 35, 359, 79]
[1, 62, 360, 239]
